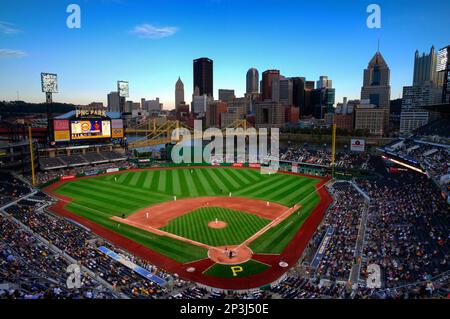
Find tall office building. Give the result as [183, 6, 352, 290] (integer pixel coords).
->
[361, 51, 391, 109]
[355, 100, 389, 136]
[316, 76, 333, 89]
[311, 86, 335, 119]
[175, 77, 185, 109]
[271, 74, 281, 103]
[280, 78, 293, 106]
[246, 68, 259, 95]
[357, 51, 391, 135]
[292, 77, 305, 109]
[144, 98, 162, 112]
[254, 101, 285, 128]
[206, 101, 227, 128]
[400, 46, 443, 133]
[413, 46, 442, 86]
[107, 91, 120, 112]
[218, 89, 235, 103]
[261, 70, 280, 101]
[193, 57, 213, 97]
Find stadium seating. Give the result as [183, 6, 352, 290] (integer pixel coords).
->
[1, 159, 449, 299]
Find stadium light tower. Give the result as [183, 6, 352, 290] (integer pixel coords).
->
[41, 72, 58, 145]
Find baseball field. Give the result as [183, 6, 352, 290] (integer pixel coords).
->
[46, 167, 331, 289]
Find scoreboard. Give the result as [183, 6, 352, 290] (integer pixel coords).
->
[70, 120, 111, 140]
[52, 107, 124, 143]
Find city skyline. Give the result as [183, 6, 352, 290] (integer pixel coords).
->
[1, 0, 449, 108]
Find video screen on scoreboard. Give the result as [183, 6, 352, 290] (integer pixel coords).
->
[70, 119, 111, 140]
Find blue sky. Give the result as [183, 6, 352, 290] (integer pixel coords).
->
[1, 0, 449, 108]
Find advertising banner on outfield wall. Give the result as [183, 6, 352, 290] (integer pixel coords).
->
[106, 168, 119, 173]
[291, 164, 298, 173]
[350, 139, 365, 152]
[60, 175, 76, 181]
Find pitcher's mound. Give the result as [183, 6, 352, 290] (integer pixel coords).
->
[208, 245, 253, 264]
[208, 220, 227, 229]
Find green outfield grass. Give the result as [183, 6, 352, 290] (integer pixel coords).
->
[161, 206, 270, 246]
[203, 259, 271, 278]
[52, 167, 321, 265]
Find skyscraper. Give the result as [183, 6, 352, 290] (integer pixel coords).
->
[107, 91, 120, 112]
[361, 51, 391, 109]
[193, 57, 213, 97]
[357, 51, 391, 136]
[246, 68, 259, 95]
[292, 77, 305, 115]
[175, 77, 184, 109]
[400, 46, 443, 133]
[316, 76, 333, 89]
[218, 89, 235, 103]
[280, 78, 293, 106]
[413, 46, 442, 86]
[261, 70, 280, 101]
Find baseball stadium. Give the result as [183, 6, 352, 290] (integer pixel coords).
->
[1, 3, 449, 300]
[43, 164, 331, 290]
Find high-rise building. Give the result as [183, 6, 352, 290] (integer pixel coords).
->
[246, 68, 259, 95]
[261, 70, 280, 101]
[107, 91, 120, 112]
[271, 74, 281, 103]
[220, 98, 248, 128]
[280, 78, 293, 106]
[400, 46, 444, 133]
[311, 87, 335, 119]
[193, 57, 213, 97]
[361, 51, 391, 109]
[254, 101, 285, 128]
[292, 77, 305, 111]
[192, 94, 212, 114]
[175, 77, 185, 109]
[413, 46, 442, 86]
[354, 100, 389, 136]
[206, 100, 227, 128]
[218, 89, 235, 103]
[144, 98, 162, 112]
[316, 76, 332, 89]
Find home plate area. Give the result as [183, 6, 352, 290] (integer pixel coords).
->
[111, 196, 299, 279]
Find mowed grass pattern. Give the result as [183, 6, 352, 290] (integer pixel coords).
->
[161, 207, 270, 246]
[53, 168, 321, 263]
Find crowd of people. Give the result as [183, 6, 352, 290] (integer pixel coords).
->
[307, 182, 367, 282]
[0, 172, 31, 206]
[0, 215, 114, 299]
[280, 146, 373, 170]
[356, 173, 449, 289]
[0, 195, 193, 299]
[1, 155, 449, 299]
[384, 138, 449, 185]
[35, 160, 137, 184]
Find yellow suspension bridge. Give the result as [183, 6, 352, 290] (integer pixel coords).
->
[125, 119, 260, 149]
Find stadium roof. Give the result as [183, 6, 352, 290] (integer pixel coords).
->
[54, 111, 122, 119]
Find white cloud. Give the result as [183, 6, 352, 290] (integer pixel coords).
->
[0, 21, 21, 34]
[131, 24, 178, 39]
[0, 49, 27, 58]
